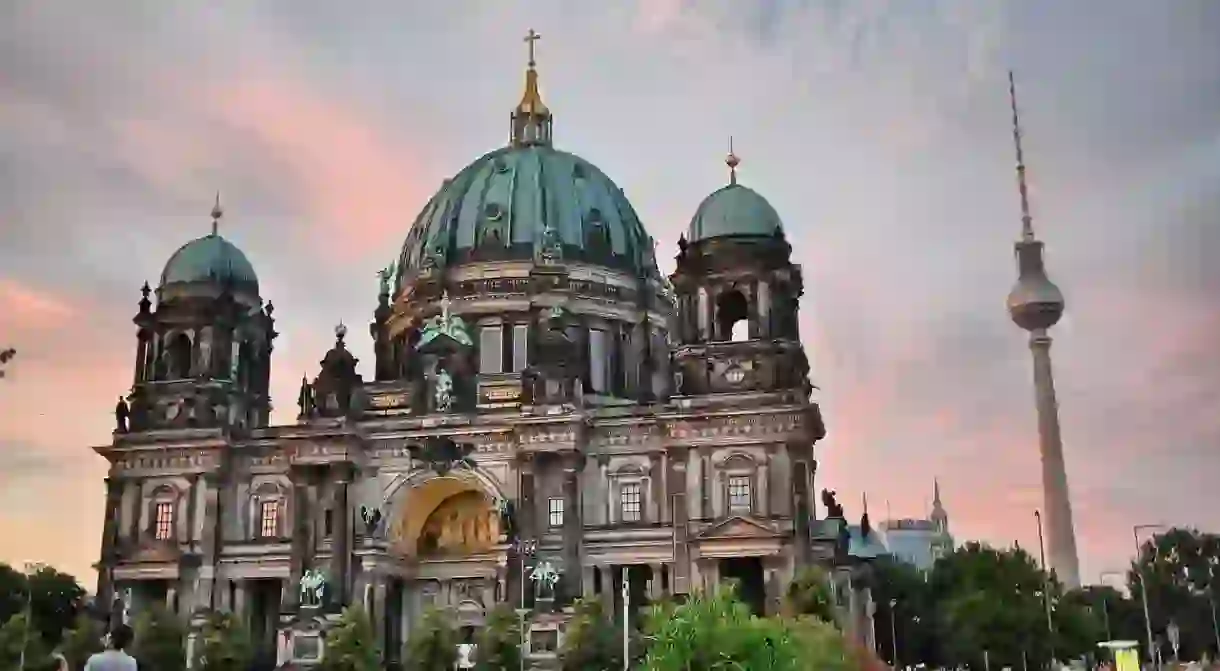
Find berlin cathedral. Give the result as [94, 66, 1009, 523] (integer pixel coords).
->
[92, 33, 877, 667]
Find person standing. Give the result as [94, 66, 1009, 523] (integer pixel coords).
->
[84, 624, 137, 671]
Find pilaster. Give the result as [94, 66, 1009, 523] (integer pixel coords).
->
[329, 465, 352, 609]
[561, 455, 582, 597]
[95, 476, 123, 619]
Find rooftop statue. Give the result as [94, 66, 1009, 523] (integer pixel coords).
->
[416, 291, 473, 350]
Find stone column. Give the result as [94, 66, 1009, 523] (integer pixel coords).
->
[133, 329, 150, 385]
[329, 465, 352, 608]
[372, 581, 388, 652]
[233, 580, 249, 621]
[649, 453, 663, 523]
[283, 466, 313, 610]
[581, 566, 595, 598]
[668, 448, 690, 594]
[764, 563, 781, 616]
[196, 473, 223, 612]
[788, 444, 812, 567]
[127, 480, 143, 541]
[95, 477, 123, 620]
[758, 449, 771, 518]
[561, 454, 582, 597]
[700, 448, 712, 519]
[598, 566, 614, 615]
[648, 563, 664, 601]
[598, 458, 610, 525]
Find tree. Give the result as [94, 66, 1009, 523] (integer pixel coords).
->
[641, 586, 809, 671]
[1130, 527, 1220, 661]
[560, 598, 622, 671]
[474, 605, 522, 671]
[0, 562, 28, 625]
[789, 616, 856, 671]
[402, 606, 457, 671]
[195, 611, 254, 671]
[0, 348, 15, 379]
[320, 606, 380, 671]
[59, 612, 105, 670]
[784, 565, 837, 624]
[0, 611, 57, 671]
[870, 556, 938, 667]
[929, 543, 1062, 669]
[132, 604, 187, 671]
[26, 565, 86, 650]
[0, 563, 87, 651]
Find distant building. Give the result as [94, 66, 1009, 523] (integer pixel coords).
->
[876, 480, 953, 571]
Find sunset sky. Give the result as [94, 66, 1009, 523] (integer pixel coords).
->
[2, 1, 1218, 587]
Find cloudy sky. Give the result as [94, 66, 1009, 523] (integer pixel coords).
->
[2, 0, 1218, 585]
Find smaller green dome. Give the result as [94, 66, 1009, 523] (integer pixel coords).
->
[159, 233, 259, 292]
[687, 184, 784, 242]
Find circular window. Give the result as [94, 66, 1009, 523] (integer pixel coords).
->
[573, 163, 586, 179]
[484, 203, 504, 221]
[725, 366, 746, 385]
[494, 160, 510, 174]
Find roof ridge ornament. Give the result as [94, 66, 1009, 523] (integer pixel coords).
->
[510, 29, 553, 147]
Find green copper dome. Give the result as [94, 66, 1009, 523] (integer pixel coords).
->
[687, 184, 784, 242]
[159, 233, 259, 292]
[395, 145, 659, 290]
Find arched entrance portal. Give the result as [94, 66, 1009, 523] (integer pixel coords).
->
[390, 475, 501, 558]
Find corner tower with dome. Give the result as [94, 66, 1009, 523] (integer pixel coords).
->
[91, 33, 862, 667]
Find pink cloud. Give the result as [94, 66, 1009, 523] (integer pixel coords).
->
[208, 76, 427, 260]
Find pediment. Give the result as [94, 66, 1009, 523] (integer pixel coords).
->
[696, 515, 780, 540]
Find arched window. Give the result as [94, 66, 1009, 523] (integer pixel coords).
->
[720, 454, 757, 516]
[167, 332, 193, 379]
[715, 289, 750, 342]
[148, 485, 179, 541]
[251, 482, 285, 540]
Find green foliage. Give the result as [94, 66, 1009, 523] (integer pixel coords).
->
[789, 616, 856, 671]
[26, 565, 86, 650]
[320, 606, 381, 671]
[560, 598, 622, 671]
[0, 612, 57, 671]
[1130, 527, 1220, 660]
[402, 606, 457, 671]
[869, 556, 938, 667]
[195, 611, 254, 671]
[0, 563, 87, 651]
[59, 612, 105, 670]
[784, 565, 836, 624]
[132, 603, 187, 671]
[474, 605, 522, 671]
[641, 586, 810, 671]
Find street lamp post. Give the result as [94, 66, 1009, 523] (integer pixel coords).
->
[19, 562, 45, 671]
[889, 598, 899, 670]
[1035, 511, 1056, 666]
[1133, 524, 1165, 671]
[515, 539, 537, 671]
[1098, 571, 1126, 642]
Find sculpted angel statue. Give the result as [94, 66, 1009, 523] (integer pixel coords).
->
[529, 559, 562, 599]
[416, 291, 473, 350]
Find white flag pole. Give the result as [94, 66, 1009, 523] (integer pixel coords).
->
[622, 566, 630, 671]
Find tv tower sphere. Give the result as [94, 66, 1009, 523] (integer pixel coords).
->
[1006, 256, 1065, 332]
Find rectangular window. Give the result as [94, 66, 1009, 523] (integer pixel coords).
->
[728, 475, 752, 513]
[589, 329, 607, 393]
[548, 497, 564, 528]
[512, 323, 529, 373]
[259, 500, 280, 538]
[154, 502, 175, 540]
[480, 325, 503, 374]
[619, 482, 642, 523]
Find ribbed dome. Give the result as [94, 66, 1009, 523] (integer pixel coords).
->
[395, 145, 658, 292]
[159, 233, 259, 293]
[688, 184, 784, 242]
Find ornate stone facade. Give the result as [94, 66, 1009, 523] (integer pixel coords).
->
[90, 39, 869, 667]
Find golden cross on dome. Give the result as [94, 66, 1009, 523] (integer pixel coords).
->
[524, 29, 541, 67]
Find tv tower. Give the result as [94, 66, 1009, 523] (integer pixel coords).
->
[1004, 71, 1081, 588]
